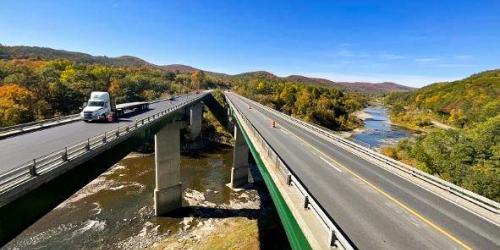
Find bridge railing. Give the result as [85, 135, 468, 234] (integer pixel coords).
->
[226, 94, 353, 250]
[0, 92, 198, 139]
[240, 94, 500, 215]
[0, 114, 81, 139]
[0, 93, 207, 203]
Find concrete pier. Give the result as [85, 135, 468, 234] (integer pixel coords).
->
[189, 102, 203, 139]
[154, 121, 185, 215]
[230, 125, 249, 188]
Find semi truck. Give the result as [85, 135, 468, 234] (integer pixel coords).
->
[80, 91, 149, 122]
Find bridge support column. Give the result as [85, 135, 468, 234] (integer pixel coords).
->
[189, 102, 203, 139]
[231, 124, 249, 188]
[154, 121, 185, 216]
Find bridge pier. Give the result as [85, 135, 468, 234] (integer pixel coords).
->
[189, 102, 203, 139]
[154, 121, 185, 215]
[230, 124, 249, 188]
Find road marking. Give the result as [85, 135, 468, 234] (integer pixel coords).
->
[320, 156, 342, 172]
[261, 115, 473, 250]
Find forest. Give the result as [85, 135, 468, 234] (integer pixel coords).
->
[0, 57, 366, 133]
[231, 72, 367, 131]
[0, 59, 226, 126]
[383, 70, 500, 201]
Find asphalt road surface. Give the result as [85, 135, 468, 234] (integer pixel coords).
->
[227, 92, 500, 250]
[0, 92, 205, 173]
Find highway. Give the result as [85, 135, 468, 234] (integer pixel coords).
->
[226, 92, 500, 250]
[0, 93, 204, 173]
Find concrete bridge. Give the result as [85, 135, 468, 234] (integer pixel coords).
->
[1, 90, 499, 249]
[0, 92, 209, 245]
[224, 92, 499, 250]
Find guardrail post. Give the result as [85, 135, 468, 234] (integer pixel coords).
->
[61, 147, 68, 161]
[328, 230, 337, 247]
[115, 130, 119, 137]
[103, 132, 107, 143]
[85, 138, 90, 151]
[304, 196, 310, 209]
[29, 159, 37, 176]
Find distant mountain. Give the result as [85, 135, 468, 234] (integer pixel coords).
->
[0, 45, 151, 67]
[0, 44, 414, 93]
[334, 82, 414, 93]
[160, 64, 200, 73]
[235, 71, 414, 93]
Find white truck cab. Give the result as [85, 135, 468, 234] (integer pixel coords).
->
[81, 92, 114, 122]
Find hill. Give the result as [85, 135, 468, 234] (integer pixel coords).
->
[0, 44, 413, 94]
[385, 69, 500, 128]
[233, 71, 413, 94]
[160, 64, 201, 73]
[0, 45, 151, 67]
[381, 69, 500, 201]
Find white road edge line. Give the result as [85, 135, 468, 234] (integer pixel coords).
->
[320, 156, 342, 173]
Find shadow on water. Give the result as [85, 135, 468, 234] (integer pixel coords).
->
[168, 206, 260, 219]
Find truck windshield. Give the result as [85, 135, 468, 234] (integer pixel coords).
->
[88, 101, 105, 107]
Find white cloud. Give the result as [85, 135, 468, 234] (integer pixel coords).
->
[454, 55, 472, 60]
[436, 63, 479, 68]
[414, 57, 439, 63]
[337, 43, 353, 47]
[336, 49, 370, 58]
[378, 53, 406, 60]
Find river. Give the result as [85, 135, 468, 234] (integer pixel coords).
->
[350, 105, 414, 149]
[5, 144, 289, 249]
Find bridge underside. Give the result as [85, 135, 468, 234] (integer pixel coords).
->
[0, 97, 209, 246]
[229, 114, 313, 249]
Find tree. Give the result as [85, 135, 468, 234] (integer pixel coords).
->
[191, 70, 205, 90]
[0, 84, 36, 126]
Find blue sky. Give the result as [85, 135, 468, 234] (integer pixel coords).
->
[1, 0, 499, 87]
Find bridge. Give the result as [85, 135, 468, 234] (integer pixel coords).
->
[224, 92, 499, 250]
[0, 91, 209, 245]
[1, 90, 499, 249]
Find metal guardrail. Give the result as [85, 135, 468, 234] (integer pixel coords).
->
[0, 93, 207, 198]
[0, 114, 81, 138]
[239, 94, 500, 215]
[226, 94, 353, 250]
[0, 95, 188, 139]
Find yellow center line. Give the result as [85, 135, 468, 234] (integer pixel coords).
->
[270, 117, 473, 250]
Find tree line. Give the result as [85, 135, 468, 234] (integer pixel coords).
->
[231, 73, 367, 131]
[0, 59, 223, 126]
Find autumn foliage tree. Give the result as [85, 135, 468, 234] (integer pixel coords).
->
[0, 84, 36, 126]
[0, 59, 207, 126]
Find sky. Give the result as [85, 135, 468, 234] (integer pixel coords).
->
[1, 0, 499, 87]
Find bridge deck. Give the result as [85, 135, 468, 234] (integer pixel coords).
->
[0, 93, 202, 173]
[227, 92, 499, 250]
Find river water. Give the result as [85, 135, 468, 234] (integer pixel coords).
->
[5, 145, 289, 249]
[350, 105, 413, 149]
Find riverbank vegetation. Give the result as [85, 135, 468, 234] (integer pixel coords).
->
[382, 70, 500, 201]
